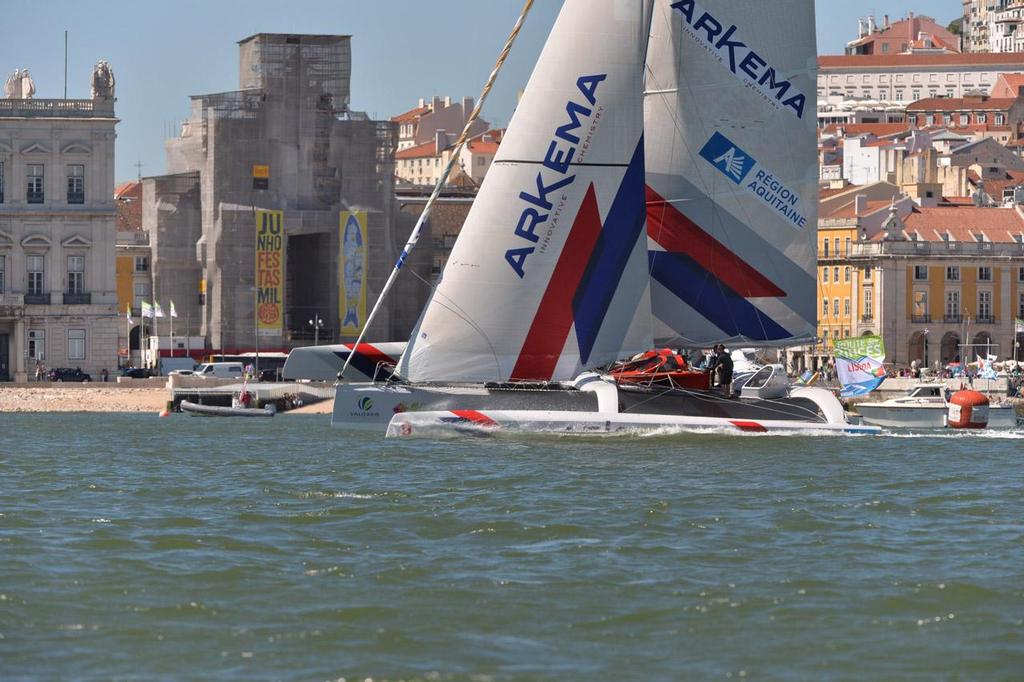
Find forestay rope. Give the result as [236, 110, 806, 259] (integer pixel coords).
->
[340, 0, 535, 380]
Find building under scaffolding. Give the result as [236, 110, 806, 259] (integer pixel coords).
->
[144, 33, 430, 354]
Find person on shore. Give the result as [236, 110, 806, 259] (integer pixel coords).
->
[34, 360, 44, 382]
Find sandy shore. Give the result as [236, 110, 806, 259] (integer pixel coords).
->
[0, 384, 335, 414]
[0, 385, 171, 413]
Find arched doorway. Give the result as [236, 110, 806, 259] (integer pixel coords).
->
[1015, 332, 1024, 361]
[908, 331, 926, 366]
[128, 325, 141, 367]
[940, 332, 960, 364]
[972, 332, 994, 359]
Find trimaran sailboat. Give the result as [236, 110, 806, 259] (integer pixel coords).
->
[329, 0, 879, 436]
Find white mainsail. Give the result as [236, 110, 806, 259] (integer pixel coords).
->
[399, 0, 655, 382]
[644, 0, 818, 346]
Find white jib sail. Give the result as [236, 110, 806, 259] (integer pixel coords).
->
[644, 0, 818, 347]
[399, 0, 656, 383]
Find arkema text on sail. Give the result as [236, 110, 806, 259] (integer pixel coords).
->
[671, 0, 808, 120]
[505, 74, 606, 278]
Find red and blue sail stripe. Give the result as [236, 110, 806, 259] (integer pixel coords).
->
[646, 186, 791, 341]
[511, 138, 646, 380]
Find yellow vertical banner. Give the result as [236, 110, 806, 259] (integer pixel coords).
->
[256, 209, 284, 336]
[339, 211, 367, 335]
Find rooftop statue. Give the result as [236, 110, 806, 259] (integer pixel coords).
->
[91, 60, 115, 99]
[4, 68, 35, 99]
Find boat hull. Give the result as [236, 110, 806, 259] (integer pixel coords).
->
[856, 403, 1018, 429]
[385, 409, 880, 438]
[332, 380, 865, 435]
[180, 400, 275, 418]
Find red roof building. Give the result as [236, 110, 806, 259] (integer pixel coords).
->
[905, 95, 1024, 143]
[845, 13, 960, 56]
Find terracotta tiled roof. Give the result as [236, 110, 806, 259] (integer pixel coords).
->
[991, 73, 1024, 98]
[907, 97, 1016, 112]
[940, 196, 974, 206]
[115, 181, 140, 200]
[896, 206, 1024, 241]
[823, 199, 893, 220]
[466, 128, 505, 155]
[115, 181, 142, 231]
[395, 140, 438, 160]
[391, 105, 430, 124]
[819, 53, 1024, 68]
[969, 170, 1024, 199]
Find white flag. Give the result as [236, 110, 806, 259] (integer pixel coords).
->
[170, 300, 178, 318]
[126, 305, 133, 325]
[154, 302, 165, 318]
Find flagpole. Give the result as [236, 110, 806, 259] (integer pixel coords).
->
[170, 303, 175, 358]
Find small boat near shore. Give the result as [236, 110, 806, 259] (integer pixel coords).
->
[855, 384, 1018, 429]
[180, 400, 275, 418]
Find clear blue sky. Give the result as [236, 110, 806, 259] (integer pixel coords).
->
[1, 0, 960, 183]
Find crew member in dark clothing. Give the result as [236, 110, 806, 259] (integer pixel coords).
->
[714, 344, 734, 397]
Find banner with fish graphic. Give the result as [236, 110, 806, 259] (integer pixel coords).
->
[834, 335, 886, 398]
[339, 211, 367, 336]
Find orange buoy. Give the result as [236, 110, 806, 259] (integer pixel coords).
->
[947, 390, 989, 429]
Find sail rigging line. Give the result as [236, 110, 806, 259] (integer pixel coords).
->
[340, 0, 535, 380]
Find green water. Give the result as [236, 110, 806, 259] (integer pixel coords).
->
[1, 413, 1022, 680]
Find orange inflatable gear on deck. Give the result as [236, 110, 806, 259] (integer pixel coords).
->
[610, 348, 711, 390]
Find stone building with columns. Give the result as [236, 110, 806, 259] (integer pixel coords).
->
[0, 68, 119, 381]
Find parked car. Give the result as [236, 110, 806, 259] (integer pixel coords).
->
[194, 362, 245, 379]
[167, 369, 195, 377]
[120, 367, 152, 379]
[48, 367, 92, 382]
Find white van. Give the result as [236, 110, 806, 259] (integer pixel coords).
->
[194, 362, 245, 379]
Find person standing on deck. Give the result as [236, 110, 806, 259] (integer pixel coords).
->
[712, 345, 734, 398]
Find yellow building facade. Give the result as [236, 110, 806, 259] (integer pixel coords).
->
[849, 205, 1024, 367]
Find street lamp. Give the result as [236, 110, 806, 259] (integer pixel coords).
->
[308, 314, 324, 346]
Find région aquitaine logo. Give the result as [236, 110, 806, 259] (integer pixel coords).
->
[357, 396, 374, 411]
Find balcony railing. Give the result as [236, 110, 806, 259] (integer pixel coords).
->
[976, 315, 996, 324]
[0, 98, 115, 118]
[63, 292, 91, 305]
[26, 191, 43, 204]
[67, 192, 84, 205]
[911, 314, 931, 323]
[850, 241, 1024, 258]
[944, 314, 963, 323]
[24, 293, 51, 305]
[861, 314, 874, 322]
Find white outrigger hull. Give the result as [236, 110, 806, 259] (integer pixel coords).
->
[385, 409, 879, 438]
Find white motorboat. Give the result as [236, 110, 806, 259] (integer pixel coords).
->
[180, 400, 275, 418]
[333, 0, 876, 437]
[855, 384, 1018, 429]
